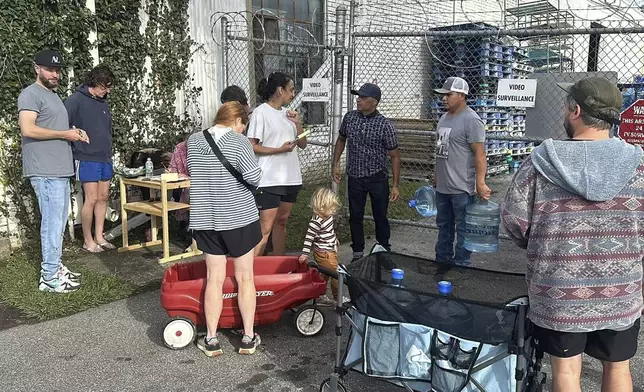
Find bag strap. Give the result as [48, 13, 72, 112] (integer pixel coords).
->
[202, 130, 256, 192]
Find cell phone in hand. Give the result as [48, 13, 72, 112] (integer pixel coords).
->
[290, 129, 311, 144]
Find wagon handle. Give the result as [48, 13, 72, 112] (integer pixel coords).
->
[308, 261, 339, 280]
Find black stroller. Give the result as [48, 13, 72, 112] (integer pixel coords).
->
[314, 245, 547, 392]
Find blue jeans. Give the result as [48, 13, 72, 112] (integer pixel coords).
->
[435, 191, 475, 265]
[30, 177, 70, 280]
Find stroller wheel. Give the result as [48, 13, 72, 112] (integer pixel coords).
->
[319, 378, 347, 392]
[163, 317, 196, 350]
[295, 305, 325, 336]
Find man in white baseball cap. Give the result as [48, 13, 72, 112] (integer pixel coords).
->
[432, 76, 491, 269]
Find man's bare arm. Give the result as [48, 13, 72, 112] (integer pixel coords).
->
[19, 111, 87, 142]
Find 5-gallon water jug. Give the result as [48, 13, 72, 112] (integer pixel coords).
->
[408, 186, 437, 217]
[463, 199, 500, 253]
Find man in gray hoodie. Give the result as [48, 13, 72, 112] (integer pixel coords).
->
[502, 77, 643, 392]
[65, 65, 115, 253]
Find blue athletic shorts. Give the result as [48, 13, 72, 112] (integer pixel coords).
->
[75, 160, 113, 182]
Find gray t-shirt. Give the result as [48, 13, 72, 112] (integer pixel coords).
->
[18, 83, 74, 178]
[435, 106, 485, 195]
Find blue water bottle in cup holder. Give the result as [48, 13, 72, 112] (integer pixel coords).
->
[391, 268, 404, 287]
[438, 281, 452, 295]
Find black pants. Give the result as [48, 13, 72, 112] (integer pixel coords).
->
[348, 171, 391, 253]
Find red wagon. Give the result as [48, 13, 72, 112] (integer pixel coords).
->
[160, 255, 328, 349]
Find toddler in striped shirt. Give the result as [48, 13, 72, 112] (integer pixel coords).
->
[299, 188, 341, 306]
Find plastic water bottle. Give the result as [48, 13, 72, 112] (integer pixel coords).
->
[464, 199, 500, 253]
[145, 158, 153, 178]
[391, 268, 404, 287]
[438, 281, 452, 295]
[509, 160, 520, 174]
[408, 186, 437, 217]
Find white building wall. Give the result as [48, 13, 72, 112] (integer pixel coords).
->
[178, 0, 249, 127]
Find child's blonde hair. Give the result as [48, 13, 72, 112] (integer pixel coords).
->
[310, 187, 341, 218]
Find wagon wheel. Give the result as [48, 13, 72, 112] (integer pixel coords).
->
[163, 316, 196, 350]
[319, 378, 347, 392]
[295, 305, 325, 336]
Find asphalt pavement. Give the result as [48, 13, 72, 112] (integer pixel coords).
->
[1, 227, 642, 392]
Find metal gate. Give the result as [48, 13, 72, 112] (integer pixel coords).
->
[220, 7, 349, 187]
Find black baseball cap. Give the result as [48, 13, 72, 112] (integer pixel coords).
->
[557, 77, 622, 125]
[34, 50, 65, 67]
[351, 83, 381, 102]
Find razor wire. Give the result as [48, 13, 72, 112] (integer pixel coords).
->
[211, 7, 335, 187]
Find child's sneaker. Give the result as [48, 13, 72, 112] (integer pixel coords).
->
[38, 272, 80, 293]
[59, 264, 82, 281]
[238, 333, 261, 355]
[196, 336, 223, 357]
[315, 295, 336, 307]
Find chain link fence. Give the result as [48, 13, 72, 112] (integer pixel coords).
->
[351, 21, 644, 232]
[222, 14, 336, 188]
[217, 3, 644, 247]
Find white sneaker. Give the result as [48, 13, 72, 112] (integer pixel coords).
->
[315, 295, 336, 307]
[39, 272, 81, 293]
[59, 264, 82, 281]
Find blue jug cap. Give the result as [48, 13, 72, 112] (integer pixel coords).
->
[438, 280, 452, 294]
[408, 199, 417, 208]
[391, 268, 404, 279]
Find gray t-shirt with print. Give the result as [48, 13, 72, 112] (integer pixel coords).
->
[434, 106, 485, 195]
[18, 83, 74, 178]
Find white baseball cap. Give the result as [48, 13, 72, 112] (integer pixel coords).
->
[434, 77, 469, 95]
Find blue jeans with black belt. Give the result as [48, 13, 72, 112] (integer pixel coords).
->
[435, 191, 475, 265]
[29, 177, 70, 280]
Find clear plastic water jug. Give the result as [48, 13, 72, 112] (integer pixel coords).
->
[408, 186, 437, 217]
[463, 199, 500, 253]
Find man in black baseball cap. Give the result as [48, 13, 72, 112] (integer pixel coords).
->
[332, 83, 400, 261]
[33, 50, 65, 90]
[350, 83, 381, 102]
[17, 49, 87, 293]
[502, 76, 643, 392]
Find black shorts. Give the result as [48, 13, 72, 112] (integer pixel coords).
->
[254, 185, 302, 210]
[532, 318, 641, 362]
[192, 220, 261, 257]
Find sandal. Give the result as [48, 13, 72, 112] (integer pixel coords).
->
[97, 242, 116, 251]
[82, 244, 104, 253]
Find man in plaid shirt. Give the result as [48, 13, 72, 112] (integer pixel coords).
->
[332, 83, 401, 261]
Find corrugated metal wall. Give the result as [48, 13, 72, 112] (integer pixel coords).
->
[180, 0, 249, 127]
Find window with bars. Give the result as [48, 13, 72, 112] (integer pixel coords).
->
[252, 0, 326, 124]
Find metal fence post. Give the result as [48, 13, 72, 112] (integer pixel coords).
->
[343, 1, 357, 216]
[346, 1, 356, 112]
[331, 5, 347, 194]
[221, 16, 230, 88]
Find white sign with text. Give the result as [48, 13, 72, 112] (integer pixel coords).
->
[301, 78, 331, 102]
[496, 79, 537, 107]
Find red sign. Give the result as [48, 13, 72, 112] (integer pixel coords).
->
[618, 99, 644, 146]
